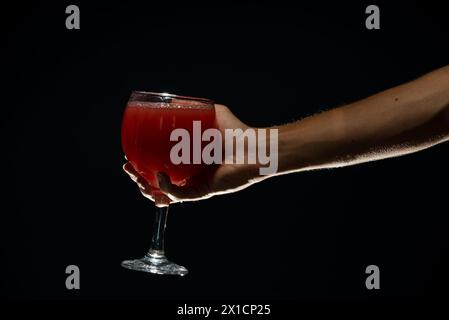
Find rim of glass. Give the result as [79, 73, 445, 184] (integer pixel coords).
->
[130, 91, 214, 104]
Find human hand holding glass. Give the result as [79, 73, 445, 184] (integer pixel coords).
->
[123, 103, 261, 204]
[121, 91, 221, 276]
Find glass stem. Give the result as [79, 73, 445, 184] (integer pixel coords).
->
[149, 206, 169, 255]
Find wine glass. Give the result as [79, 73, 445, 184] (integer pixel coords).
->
[121, 91, 216, 276]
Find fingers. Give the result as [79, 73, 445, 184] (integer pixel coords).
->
[123, 162, 154, 202]
[157, 172, 211, 201]
[157, 172, 188, 198]
[123, 162, 211, 202]
[123, 162, 139, 181]
[123, 163, 147, 188]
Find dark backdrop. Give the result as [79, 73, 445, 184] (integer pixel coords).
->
[1, 1, 448, 301]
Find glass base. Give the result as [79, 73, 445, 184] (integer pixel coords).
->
[121, 250, 188, 276]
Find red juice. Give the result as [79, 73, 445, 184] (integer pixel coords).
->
[121, 101, 216, 195]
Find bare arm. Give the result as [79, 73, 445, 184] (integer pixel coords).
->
[276, 65, 449, 175]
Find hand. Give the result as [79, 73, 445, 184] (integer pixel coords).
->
[123, 104, 263, 204]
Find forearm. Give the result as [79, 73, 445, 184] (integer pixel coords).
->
[275, 65, 449, 175]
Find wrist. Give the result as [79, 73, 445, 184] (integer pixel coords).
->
[275, 122, 309, 174]
[248, 126, 284, 178]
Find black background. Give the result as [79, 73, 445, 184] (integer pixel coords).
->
[1, 1, 448, 302]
